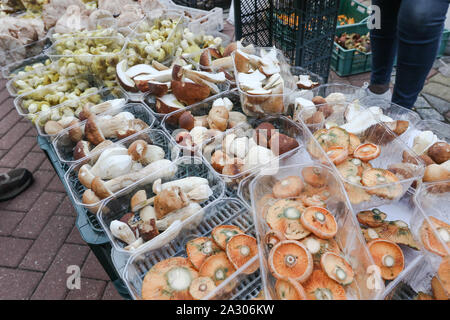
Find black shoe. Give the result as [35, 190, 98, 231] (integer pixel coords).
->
[0, 168, 34, 202]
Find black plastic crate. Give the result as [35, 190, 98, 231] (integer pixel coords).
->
[234, 0, 340, 81]
[172, 0, 232, 10]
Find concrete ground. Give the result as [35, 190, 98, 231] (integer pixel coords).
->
[0, 19, 448, 300]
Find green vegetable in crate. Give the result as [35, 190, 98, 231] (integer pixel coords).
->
[335, 32, 371, 52]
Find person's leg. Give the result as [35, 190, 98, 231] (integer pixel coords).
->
[393, 0, 450, 108]
[369, 0, 401, 93]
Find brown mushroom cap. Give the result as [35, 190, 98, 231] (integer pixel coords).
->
[84, 115, 105, 145]
[82, 189, 102, 214]
[44, 121, 64, 135]
[128, 140, 148, 161]
[68, 119, 83, 142]
[78, 164, 95, 189]
[146, 81, 170, 97]
[73, 140, 91, 161]
[91, 177, 113, 199]
[78, 103, 94, 121]
[223, 42, 237, 57]
[171, 80, 210, 106]
[199, 50, 212, 71]
[130, 189, 147, 212]
[178, 111, 195, 131]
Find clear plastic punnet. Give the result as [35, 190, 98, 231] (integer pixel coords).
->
[118, 14, 184, 101]
[359, 96, 421, 127]
[355, 188, 426, 296]
[46, 35, 127, 84]
[33, 87, 127, 137]
[411, 181, 449, 257]
[2, 53, 51, 80]
[14, 75, 103, 117]
[297, 102, 425, 211]
[122, 197, 263, 300]
[64, 128, 180, 212]
[0, 37, 52, 73]
[52, 102, 156, 164]
[382, 255, 446, 300]
[6, 61, 60, 97]
[161, 89, 241, 154]
[250, 162, 385, 300]
[232, 47, 297, 117]
[98, 156, 225, 255]
[46, 18, 118, 43]
[293, 83, 369, 129]
[382, 182, 450, 300]
[298, 83, 369, 102]
[200, 115, 307, 192]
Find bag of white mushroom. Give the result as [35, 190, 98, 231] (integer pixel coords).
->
[162, 90, 247, 152]
[107, 175, 214, 251]
[66, 128, 179, 212]
[202, 116, 302, 187]
[232, 46, 296, 117]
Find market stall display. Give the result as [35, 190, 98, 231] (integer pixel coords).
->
[0, 0, 447, 301]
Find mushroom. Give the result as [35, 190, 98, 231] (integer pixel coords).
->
[110, 220, 136, 245]
[44, 121, 64, 135]
[207, 105, 229, 131]
[88, 140, 114, 164]
[152, 177, 209, 195]
[127, 140, 165, 165]
[155, 202, 203, 231]
[171, 80, 210, 105]
[84, 113, 148, 145]
[82, 189, 103, 214]
[78, 164, 97, 188]
[79, 99, 126, 121]
[178, 112, 195, 131]
[154, 186, 190, 219]
[73, 141, 91, 161]
[89, 159, 177, 199]
[228, 112, 247, 128]
[297, 75, 319, 89]
[116, 60, 137, 92]
[155, 94, 185, 114]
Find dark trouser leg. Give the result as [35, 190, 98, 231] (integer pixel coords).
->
[393, 0, 450, 109]
[370, 0, 401, 89]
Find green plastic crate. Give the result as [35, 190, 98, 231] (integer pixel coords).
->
[437, 29, 450, 59]
[337, 0, 370, 29]
[331, 22, 371, 76]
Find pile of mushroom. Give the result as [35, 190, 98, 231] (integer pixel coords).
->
[43, 98, 127, 136]
[403, 131, 450, 188]
[207, 122, 299, 182]
[295, 74, 319, 90]
[109, 177, 212, 250]
[173, 96, 248, 149]
[295, 95, 410, 140]
[80, 139, 177, 211]
[234, 47, 286, 115]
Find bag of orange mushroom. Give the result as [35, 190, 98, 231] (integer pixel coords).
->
[250, 163, 383, 300]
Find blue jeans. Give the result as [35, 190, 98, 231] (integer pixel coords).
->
[370, 0, 450, 109]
